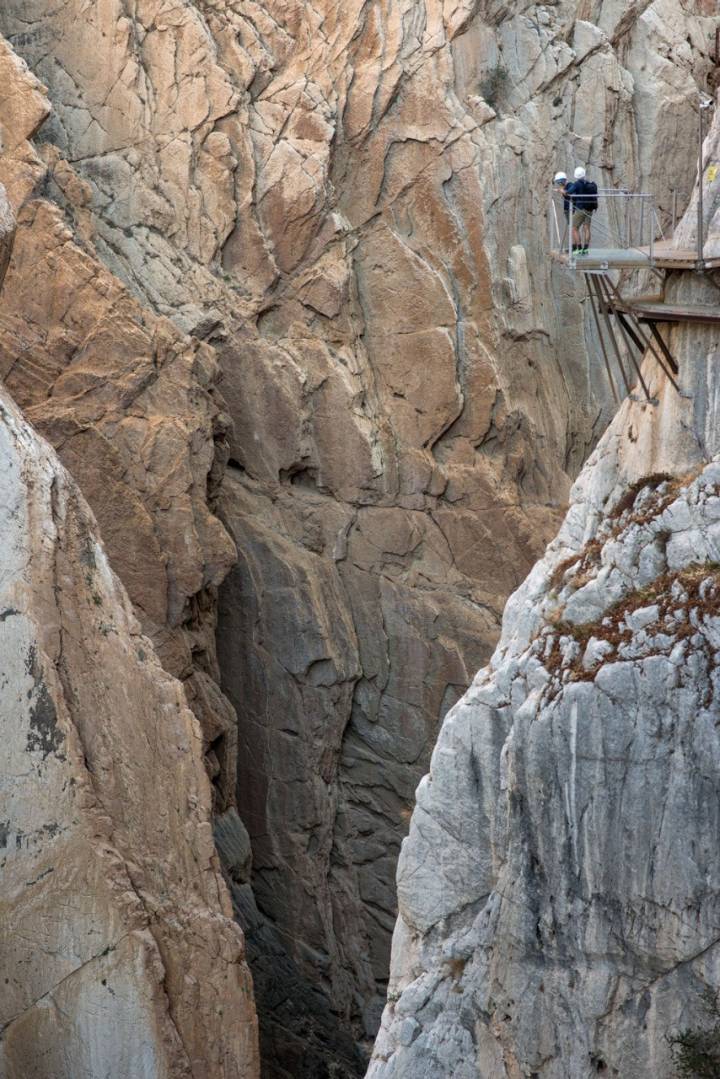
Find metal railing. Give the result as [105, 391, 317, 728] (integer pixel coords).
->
[549, 189, 656, 270]
[663, 189, 695, 241]
[669, 190, 687, 237]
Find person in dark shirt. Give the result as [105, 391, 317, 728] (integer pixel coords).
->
[568, 166, 598, 254]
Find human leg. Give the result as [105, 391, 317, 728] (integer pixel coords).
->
[582, 215, 591, 251]
[572, 209, 584, 250]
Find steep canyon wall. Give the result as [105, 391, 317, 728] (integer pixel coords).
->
[369, 91, 720, 1079]
[0, 185, 258, 1077]
[0, 2, 718, 1075]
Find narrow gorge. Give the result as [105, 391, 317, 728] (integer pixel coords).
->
[0, 2, 719, 1078]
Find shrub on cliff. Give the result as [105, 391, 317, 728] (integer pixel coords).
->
[669, 995, 720, 1078]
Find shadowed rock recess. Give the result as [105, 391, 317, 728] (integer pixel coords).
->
[0, 1, 718, 1076]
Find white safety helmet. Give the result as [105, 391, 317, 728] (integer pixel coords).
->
[574, 166, 586, 179]
[553, 171, 567, 183]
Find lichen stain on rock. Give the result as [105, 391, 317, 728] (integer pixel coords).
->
[24, 645, 64, 761]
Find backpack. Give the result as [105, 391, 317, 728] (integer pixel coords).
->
[574, 179, 598, 212]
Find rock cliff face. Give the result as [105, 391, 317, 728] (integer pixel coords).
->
[0, 187, 258, 1076]
[0, 38, 240, 811]
[368, 105, 720, 1078]
[1, 1, 719, 1074]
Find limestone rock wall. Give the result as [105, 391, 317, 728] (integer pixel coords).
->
[675, 97, 720, 257]
[0, 41, 240, 809]
[0, 205, 258, 1071]
[1, 2, 719, 1073]
[370, 462, 720, 1079]
[368, 101, 720, 1079]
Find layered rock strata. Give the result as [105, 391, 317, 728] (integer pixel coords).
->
[368, 105, 720, 1078]
[2, 1, 720, 1071]
[0, 187, 258, 1076]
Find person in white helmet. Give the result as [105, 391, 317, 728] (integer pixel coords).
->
[557, 170, 569, 208]
[567, 165, 598, 254]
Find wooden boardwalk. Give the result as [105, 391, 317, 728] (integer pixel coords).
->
[594, 290, 720, 326]
[651, 240, 720, 271]
[627, 300, 720, 325]
[550, 222, 720, 403]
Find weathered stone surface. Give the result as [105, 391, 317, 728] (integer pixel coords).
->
[368, 106, 720, 1078]
[675, 92, 720, 256]
[0, 35, 49, 208]
[209, 2, 718, 1061]
[1, 2, 719, 1073]
[0, 42, 239, 809]
[0, 153, 17, 284]
[0, 376, 259, 1076]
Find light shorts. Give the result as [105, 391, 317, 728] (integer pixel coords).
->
[572, 208, 591, 228]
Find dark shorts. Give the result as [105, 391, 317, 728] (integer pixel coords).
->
[572, 209, 591, 227]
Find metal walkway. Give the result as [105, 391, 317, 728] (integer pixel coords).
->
[551, 248, 653, 270]
[551, 245, 720, 272]
[549, 187, 720, 402]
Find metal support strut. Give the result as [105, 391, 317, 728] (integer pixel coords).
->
[583, 271, 682, 403]
[588, 274, 633, 399]
[585, 276, 621, 405]
[602, 276, 680, 394]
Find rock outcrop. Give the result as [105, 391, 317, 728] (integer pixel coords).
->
[0, 184, 258, 1075]
[0, 40, 239, 810]
[368, 99, 720, 1079]
[2, 2, 720, 1072]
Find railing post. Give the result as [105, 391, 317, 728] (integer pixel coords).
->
[553, 189, 660, 269]
[627, 193, 633, 249]
[550, 194, 560, 251]
[698, 104, 705, 265]
[671, 190, 677, 235]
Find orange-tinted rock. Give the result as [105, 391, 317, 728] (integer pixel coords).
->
[0, 53, 259, 1079]
[0, 193, 239, 806]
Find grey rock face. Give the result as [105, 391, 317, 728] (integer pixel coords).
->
[211, 5, 720, 1063]
[371, 461, 720, 1077]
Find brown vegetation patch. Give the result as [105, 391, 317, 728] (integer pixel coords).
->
[549, 469, 706, 597]
[608, 467, 707, 531]
[549, 538, 603, 593]
[606, 472, 673, 521]
[543, 561, 720, 692]
[446, 957, 468, 980]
